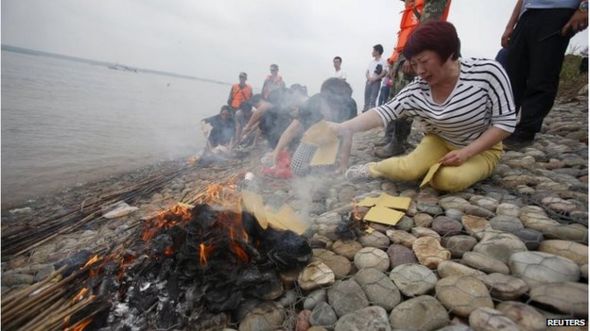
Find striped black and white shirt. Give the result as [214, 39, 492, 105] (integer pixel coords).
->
[374, 57, 516, 147]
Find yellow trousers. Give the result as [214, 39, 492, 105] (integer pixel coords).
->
[369, 134, 503, 192]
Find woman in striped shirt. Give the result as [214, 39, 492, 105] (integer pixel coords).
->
[330, 21, 517, 192]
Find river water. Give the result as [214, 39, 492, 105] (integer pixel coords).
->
[2, 50, 229, 207]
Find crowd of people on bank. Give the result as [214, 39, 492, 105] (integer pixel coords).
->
[201, 0, 588, 192]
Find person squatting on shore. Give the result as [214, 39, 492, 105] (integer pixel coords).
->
[329, 21, 517, 192]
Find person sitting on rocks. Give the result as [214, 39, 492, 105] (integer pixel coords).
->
[328, 21, 517, 192]
[202, 105, 236, 154]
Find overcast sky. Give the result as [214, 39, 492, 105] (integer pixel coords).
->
[2, 0, 589, 101]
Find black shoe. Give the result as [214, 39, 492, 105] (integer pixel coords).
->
[374, 136, 391, 147]
[375, 141, 406, 158]
[503, 135, 534, 150]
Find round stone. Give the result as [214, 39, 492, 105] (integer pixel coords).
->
[327, 279, 369, 317]
[496, 301, 546, 331]
[414, 213, 433, 227]
[431, 216, 463, 236]
[389, 295, 449, 331]
[435, 275, 494, 317]
[462, 215, 491, 238]
[331, 240, 362, 261]
[464, 205, 495, 218]
[489, 215, 524, 233]
[313, 249, 351, 279]
[303, 289, 326, 310]
[509, 251, 580, 287]
[513, 228, 544, 250]
[412, 236, 451, 269]
[472, 231, 528, 264]
[385, 229, 417, 248]
[411, 226, 441, 240]
[334, 306, 391, 331]
[395, 216, 415, 231]
[353, 247, 390, 273]
[389, 263, 437, 297]
[445, 208, 464, 221]
[470, 195, 499, 212]
[386, 244, 417, 268]
[358, 231, 390, 249]
[437, 260, 485, 278]
[354, 268, 401, 311]
[442, 235, 477, 258]
[239, 302, 285, 331]
[538, 240, 588, 266]
[529, 282, 588, 316]
[477, 273, 529, 300]
[439, 196, 470, 211]
[542, 224, 588, 243]
[309, 302, 337, 327]
[496, 203, 521, 217]
[462, 251, 510, 274]
[298, 261, 335, 291]
[468, 307, 519, 331]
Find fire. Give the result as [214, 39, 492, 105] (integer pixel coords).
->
[142, 203, 193, 241]
[72, 288, 89, 303]
[83, 255, 100, 269]
[66, 317, 93, 331]
[199, 243, 213, 266]
[230, 242, 249, 263]
[164, 246, 174, 256]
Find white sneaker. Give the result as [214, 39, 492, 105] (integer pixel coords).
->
[345, 163, 371, 181]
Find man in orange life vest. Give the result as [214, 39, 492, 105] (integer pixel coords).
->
[228, 72, 253, 111]
[262, 64, 286, 100]
[375, 0, 451, 158]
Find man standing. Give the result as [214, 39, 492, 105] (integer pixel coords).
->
[262, 64, 286, 100]
[228, 72, 253, 111]
[503, 0, 588, 149]
[375, 0, 452, 158]
[333, 56, 347, 80]
[363, 44, 388, 112]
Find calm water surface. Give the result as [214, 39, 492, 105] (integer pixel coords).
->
[2, 51, 229, 207]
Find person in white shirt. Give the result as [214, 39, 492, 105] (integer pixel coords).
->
[363, 44, 388, 112]
[329, 21, 517, 192]
[333, 56, 347, 80]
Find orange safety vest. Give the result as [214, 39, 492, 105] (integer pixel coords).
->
[230, 84, 253, 109]
[388, 0, 451, 64]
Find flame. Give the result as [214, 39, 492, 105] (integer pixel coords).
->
[230, 242, 249, 263]
[67, 318, 93, 331]
[142, 203, 193, 241]
[199, 243, 213, 266]
[83, 255, 100, 269]
[187, 155, 199, 165]
[164, 246, 174, 256]
[72, 288, 89, 303]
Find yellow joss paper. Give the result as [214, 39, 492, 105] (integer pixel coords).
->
[363, 206, 405, 226]
[301, 121, 338, 146]
[376, 193, 411, 211]
[356, 196, 380, 207]
[420, 162, 442, 189]
[310, 139, 340, 166]
[265, 204, 308, 235]
[241, 191, 268, 229]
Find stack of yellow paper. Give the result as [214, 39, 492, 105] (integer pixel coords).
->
[301, 121, 340, 166]
[241, 191, 308, 235]
[356, 192, 412, 226]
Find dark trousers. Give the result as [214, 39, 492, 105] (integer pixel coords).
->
[378, 85, 391, 106]
[507, 8, 574, 138]
[363, 80, 381, 112]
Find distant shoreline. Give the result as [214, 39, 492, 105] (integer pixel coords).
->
[1, 44, 232, 86]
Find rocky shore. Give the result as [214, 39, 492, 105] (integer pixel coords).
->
[1, 94, 588, 330]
